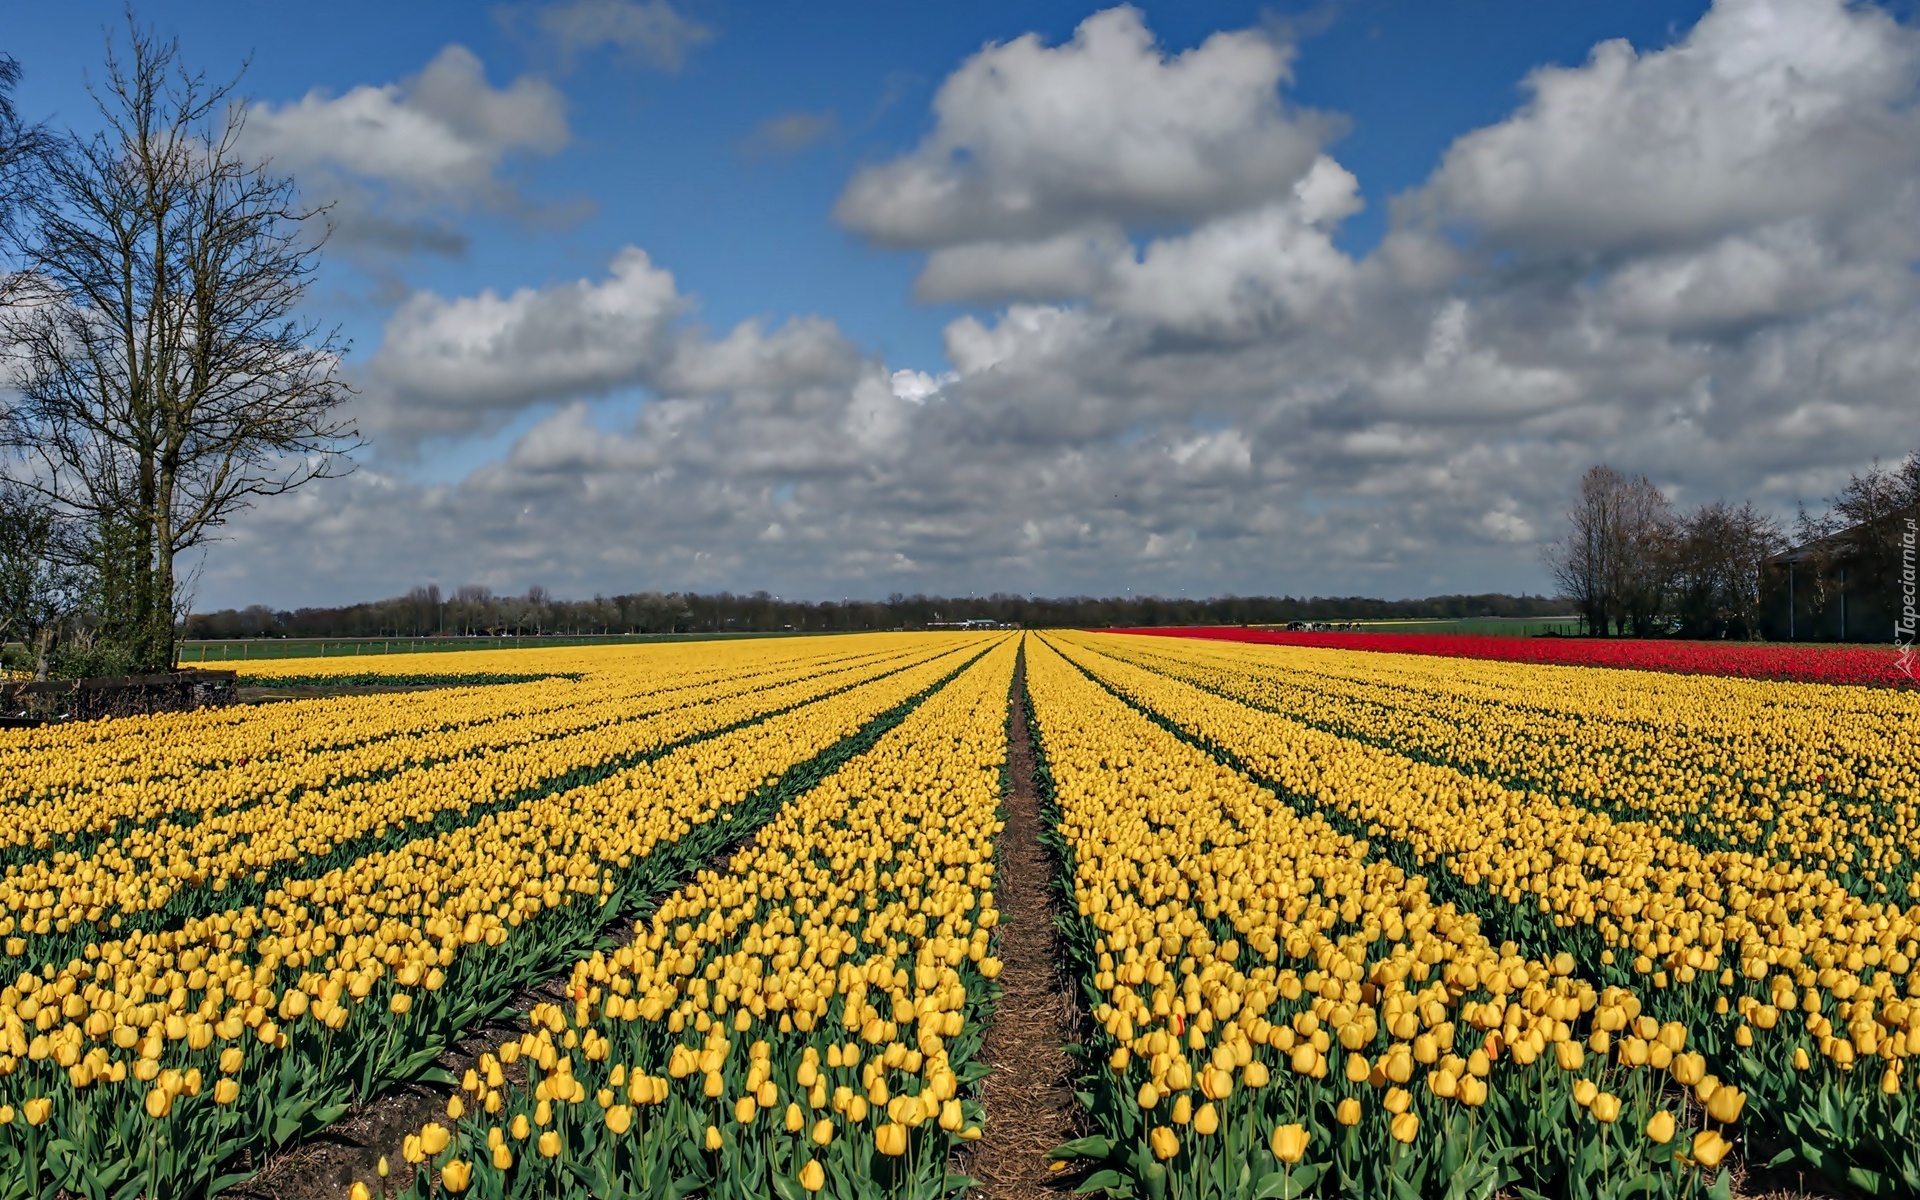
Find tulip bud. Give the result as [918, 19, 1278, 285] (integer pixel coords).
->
[1691, 1130, 1729, 1168]
[1590, 1093, 1621, 1124]
[1705, 1086, 1745, 1124]
[1270, 1123, 1307, 1163]
[1389, 1111, 1419, 1144]
[800, 1157, 826, 1192]
[544, 1129, 566, 1157]
[440, 1160, 470, 1193]
[1645, 1111, 1675, 1144]
[875, 1122, 908, 1157]
[1149, 1126, 1180, 1161]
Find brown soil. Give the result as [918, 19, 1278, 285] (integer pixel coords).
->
[961, 646, 1086, 1199]
[227, 958, 586, 1200]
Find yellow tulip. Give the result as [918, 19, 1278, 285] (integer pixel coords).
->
[542, 1130, 565, 1158]
[1389, 1112, 1419, 1144]
[1691, 1130, 1730, 1168]
[1336, 1097, 1361, 1126]
[1645, 1111, 1675, 1144]
[1705, 1087, 1745, 1124]
[1270, 1123, 1308, 1164]
[800, 1160, 825, 1192]
[875, 1123, 909, 1157]
[1149, 1126, 1180, 1161]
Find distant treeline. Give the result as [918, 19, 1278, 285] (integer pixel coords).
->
[185, 586, 1573, 639]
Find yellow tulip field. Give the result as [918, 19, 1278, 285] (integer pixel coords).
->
[0, 634, 994, 1198]
[0, 629, 1913, 1198]
[1036, 631, 1920, 1200]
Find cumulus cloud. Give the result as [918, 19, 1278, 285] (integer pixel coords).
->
[204, 0, 1920, 608]
[246, 46, 570, 255]
[835, 5, 1336, 304]
[1404, 0, 1920, 255]
[366, 247, 683, 439]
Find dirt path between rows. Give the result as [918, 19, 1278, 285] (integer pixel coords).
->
[963, 647, 1085, 1199]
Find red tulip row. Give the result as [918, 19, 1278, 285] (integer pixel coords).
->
[1109, 627, 1913, 688]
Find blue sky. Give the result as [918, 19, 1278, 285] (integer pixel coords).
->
[7, 0, 1920, 607]
[10, 1, 1713, 368]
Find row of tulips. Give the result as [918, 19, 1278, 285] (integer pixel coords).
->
[1111, 627, 1917, 688]
[377, 635, 1019, 1200]
[0, 637, 908, 856]
[1086, 631, 1920, 897]
[1022, 636, 1738, 1200]
[0, 637, 994, 1200]
[0, 639, 959, 970]
[0, 637, 906, 871]
[1061, 632, 1920, 1196]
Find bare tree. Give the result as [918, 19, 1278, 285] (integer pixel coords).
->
[0, 54, 52, 305]
[1670, 499, 1784, 638]
[1544, 464, 1672, 635]
[1, 22, 357, 673]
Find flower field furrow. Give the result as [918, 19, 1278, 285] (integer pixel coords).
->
[0, 637, 994, 1200]
[1056, 633, 1920, 1195]
[1083, 632, 1920, 891]
[379, 635, 1019, 1200]
[0, 640, 913, 858]
[1022, 637, 1736, 1200]
[1113, 626, 1913, 688]
[0, 640, 970, 967]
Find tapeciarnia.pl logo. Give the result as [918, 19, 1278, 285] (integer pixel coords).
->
[1898, 516, 1917, 681]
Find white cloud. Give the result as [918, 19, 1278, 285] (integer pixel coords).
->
[246, 46, 569, 253]
[201, 0, 1920, 609]
[835, 6, 1330, 247]
[366, 247, 683, 438]
[1100, 158, 1361, 340]
[915, 227, 1127, 304]
[1405, 0, 1920, 255]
